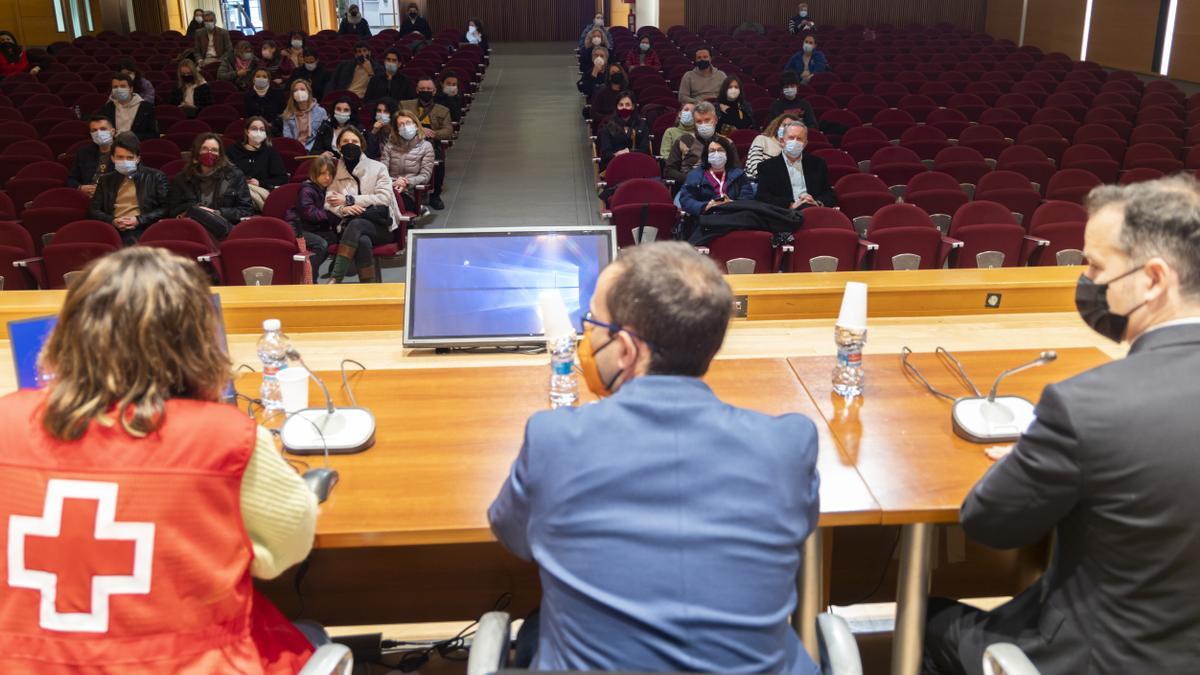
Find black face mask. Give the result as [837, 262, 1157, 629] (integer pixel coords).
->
[417, 91, 434, 103]
[409, 11, 418, 18]
[610, 73, 625, 86]
[181, 74, 194, 83]
[1075, 267, 1146, 343]
[339, 143, 362, 165]
[695, 59, 710, 70]
[355, 54, 367, 64]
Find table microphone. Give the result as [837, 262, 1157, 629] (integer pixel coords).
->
[279, 349, 376, 456]
[952, 351, 1057, 444]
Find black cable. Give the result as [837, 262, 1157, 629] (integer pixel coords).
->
[381, 592, 513, 672]
[837, 528, 903, 608]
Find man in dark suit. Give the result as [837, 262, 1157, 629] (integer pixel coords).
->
[754, 121, 835, 209]
[489, 242, 821, 674]
[399, 3, 433, 39]
[924, 175, 1200, 675]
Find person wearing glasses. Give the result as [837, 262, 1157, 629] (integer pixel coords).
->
[488, 242, 821, 674]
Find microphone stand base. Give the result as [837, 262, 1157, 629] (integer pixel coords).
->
[951, 396, 1036, 444]
[281, 407, 377, 455]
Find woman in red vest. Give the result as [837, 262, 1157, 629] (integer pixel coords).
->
[0, 247, 318, 673]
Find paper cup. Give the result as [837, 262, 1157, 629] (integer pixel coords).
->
[276, 367, 310, 414]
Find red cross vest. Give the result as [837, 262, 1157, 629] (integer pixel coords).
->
[0, 390, 313, 673]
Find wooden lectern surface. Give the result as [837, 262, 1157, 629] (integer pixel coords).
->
[789, 348, 1112, 525]
[245, 357, 880, 549]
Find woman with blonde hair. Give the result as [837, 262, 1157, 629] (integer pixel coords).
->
[170, 58, 212, 117]
[0, 246, 318, 671]
[380, 109, 434, 213]
[281, 78, 328, 151]
[745, 111, 801, 181]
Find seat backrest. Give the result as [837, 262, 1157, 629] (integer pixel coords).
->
[49, 219, 123, 247]
[835, 173, 890, 195]
[0, 219, 34, 255]
[609, 178, 672, 208]
[952, 200, 1018, 228]
[867, 203, 935, 234]
[604, 152, 661, 185]
[262, 183, 303, 221]
[870, 146, 923, 166]
[934, 146, 988, 166]
[1030, 200, 1088, 230]
[704, 230, 775, 274]
[842, 126, 890, 145]
[959, 124, 1006, 142]
[29, 187, 90, 213]
[139, 218, 215, 248]
[798, 207, 854, 230]
[977, 170, 1036, 193]
[228, 216, 297, 243]
[997, 145, 1051, 166]
[906, 171, 962, 193]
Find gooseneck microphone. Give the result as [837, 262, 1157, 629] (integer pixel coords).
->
[279, 349, 376, 456]
[287, 348, 335, 414]
[987, 351, 1057, 402]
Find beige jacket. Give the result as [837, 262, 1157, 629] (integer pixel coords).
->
[380, 136, 435, 187]
[325, 155, 402, 231]
[399, 99, 454, 141]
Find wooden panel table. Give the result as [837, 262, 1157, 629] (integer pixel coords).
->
[790, 348, 1112, 675]
[247, 357, 879, 639]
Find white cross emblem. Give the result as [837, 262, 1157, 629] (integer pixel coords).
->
[8, 479, 155, 633]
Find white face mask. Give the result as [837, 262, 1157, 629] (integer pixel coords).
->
[680, 110, 694, 126]
[784, 139, 805, 157]
[727, 88, 740, 100]
[783, 86, 798, 99]
[399, 124, 418, 140]
[248, 129, 267, 144]
[594, 17, 604, 26]
[696, 122, 715, 138]
[291, 39, 303, 49]
[799, 10, 808, 18]
[334, 112, 351, 124]
[304, 62, 318, 71]
[293, 89, 309, 103]
[376, 112, 390, 123]
[803, 43, 815, 53]
[594, 56, 605, 66]
[91, 129, 113, 146]
[708, 152, 727, 170]
[592, 37, 602, 46]
[443, 85, 458, 96]
[114, 159, 138, 176]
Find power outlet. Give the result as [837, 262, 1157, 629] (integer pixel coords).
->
[732, 295, 749, 318]
[985, 293, 1002, 309]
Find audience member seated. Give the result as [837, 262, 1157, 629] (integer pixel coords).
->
[284, 154, 338, 280]
[789, 2, 816, 33]
[218, 40, 256, 90]
[118, 58, 156, 104]
[365, 48, 415, 106]
[194, 10, 231, 66]
[88, 132, 169, 246]
[579, 12, 613, 50]
[255, 39, 292, 86]
[339, 3, 371, 37]
[924, 175, 1200, 675]
[170, 58, 212, 118]
[754, 121, 835, 209]
[597, 91, 651, 171]
[366, 97, 400, 158]
[333, 42, 381, 100]
[87, 131, 169, 243]
[282, 31, 307, 70]
[678, 140, 754, 216]
[168, 133, 254, 240]
[785, 34, 828, 84]
[435, 70, 465, 123]
[678, 47, 727, 104]
[0, 246, 318, 672]
[101, 72, 158, 141]
[281, 80, 328, 152]
[624, 34, 662, 72]
[590, 64, 629, 121]
[768, 70, 817, 128]
[716, 76, 754, 133]
[324, 126, 402, 284]
[400, 3, 433, 39]
[288, 49, 329, 100]
[185, 8, 206, 37]
[228, 117, 288, 212]
[464, 18, 490, 53]
[579, 28, 611, 75]
[67, 115, 117, 195]
[659, 102, 696, 162]
[244, 68, 286, 128]
[664, 102, 740, 187]
[401, 78, 453, 210]
[579, 46, 610, 97]
[311, 95, 357, 155]
[746, 112, 801, 181]
[380, 110, 435, 212]
[488, 241, 820, 674]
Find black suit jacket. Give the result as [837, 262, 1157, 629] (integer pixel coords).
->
[754, 153, 835, 209]
[400, 16, 433, 39]
[66, 143, 112, 188]
[364, 73, 414, 105]
[961, 323, 1200, 675]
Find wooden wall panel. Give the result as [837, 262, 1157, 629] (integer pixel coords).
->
[262, 0, 308, 33]
[426, 0, 594, 41]
[1086, 0, 1158, 74]
[1022, 0, 1087, 58]
[131, 0, 171, 35]
[684, 0, 986, 32]
[985, 0, 1023, 44]
[660, 0, 685, 29]
[1170, 0, 1200, 83]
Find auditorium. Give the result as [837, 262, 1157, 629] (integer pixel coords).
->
[0, 0, 1198, 673]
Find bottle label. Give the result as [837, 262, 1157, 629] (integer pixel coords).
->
[263, 364, 281, 377]
[837, 347, 862, 368]
[552, 359, 574, 376]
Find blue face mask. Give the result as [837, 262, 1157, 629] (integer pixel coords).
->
[112, 88, 131, 102]
[114, 159, 138, 176]
[785, 140, 805, 157]
[680, 110, 693, 126]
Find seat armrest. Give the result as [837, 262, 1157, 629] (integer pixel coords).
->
[856, 240, 878, 269]
[297, 643, 352, 675]
[466, 612, 511, 675]
[600, 211, 612, 221]
[12, 256, 43, 268]
[1020, 235, 1051, 266]
[696, 246, 710, 255]
[817, 613, 863, 675]
[982, 643, 1040, 675]
[939, 236, 964, 268]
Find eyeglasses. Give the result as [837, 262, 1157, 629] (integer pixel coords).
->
[581, 311, 656, 351]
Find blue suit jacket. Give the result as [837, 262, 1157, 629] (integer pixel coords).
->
[784, 50, 829, 76]
[489, 375, 821, 674]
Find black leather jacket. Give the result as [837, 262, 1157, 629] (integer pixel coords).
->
[88, 166, 170, 230]
[168, 164, 255, 222]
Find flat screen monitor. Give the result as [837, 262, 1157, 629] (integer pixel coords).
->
[404, 226, 617, 348]
[8, 295, 234, 398]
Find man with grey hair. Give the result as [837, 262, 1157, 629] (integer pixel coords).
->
[755, 121, 835, 209]
[924, 175, 1200, 674]
[489, 242, 821, 674]
[663, 101, 739, 186]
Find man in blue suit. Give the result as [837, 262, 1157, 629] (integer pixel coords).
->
[489, 242, 821, 674]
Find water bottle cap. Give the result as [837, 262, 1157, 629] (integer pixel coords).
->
[538, 291, 574, 340]
[836, 282, 868, 330]
[263, 318, 281, 331]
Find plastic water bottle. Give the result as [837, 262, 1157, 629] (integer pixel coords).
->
[833, 325, 867, 398]
[257, 319, 291, 412]
[540, 292, 578, 408]
[832, 282, 868, 399]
